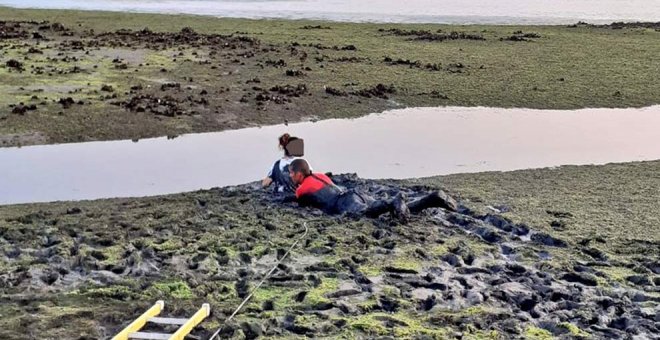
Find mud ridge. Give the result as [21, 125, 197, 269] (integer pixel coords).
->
[0, 174, 657, 339]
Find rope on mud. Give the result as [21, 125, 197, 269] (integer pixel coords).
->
[209, 222, 309, 340]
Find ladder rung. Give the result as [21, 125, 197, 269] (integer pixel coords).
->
[128, 332, 172, 340]
[114, 302, 209, 340]
[148, 317, 189, 325]
[113, 301, 164, 340]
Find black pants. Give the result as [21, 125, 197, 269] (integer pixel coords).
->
[333, 189, 452, 217]
[332, 189, 398, 217]
[332, 189, 372, 215]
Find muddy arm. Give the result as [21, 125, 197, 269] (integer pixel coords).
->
[280, 193, 297, 203]
[296, 194, 315, 207]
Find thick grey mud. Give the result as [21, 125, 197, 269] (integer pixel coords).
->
[1, 175, 658, 339]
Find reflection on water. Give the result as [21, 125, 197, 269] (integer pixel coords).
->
[1, 105, 660, 205]
[1, 0, 659, 24]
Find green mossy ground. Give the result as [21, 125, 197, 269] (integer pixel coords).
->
[1, 7, 660, 146]
[0, 161, 657, 339]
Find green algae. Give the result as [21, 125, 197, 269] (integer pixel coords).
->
[525, 326, 554, 339]
[431, 305, 490, 323]
[143, 51, 179, 70]
[597, 266, 638, 284]
[306, 277, 339, 305]
[390, 256, 423, 272]
[431, 238, 496, 258]
[358, 264, 382, 277]
[149, 280, 193, 299]
[462, 330, 501, 340]
[99, 245, 125, 265]
[151, 239, 184, 252]
[250, 244, 270, 257]
[356, 298, 380, 313]
[81, 285, 135, 300]
[347, 312, 447, 338]
[252, 286, 293, 309]
[558, 322, 590, 337]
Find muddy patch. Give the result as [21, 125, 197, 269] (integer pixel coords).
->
[0, 174, 657, 339]
[0, 131, 48, 147]
[569, 21, 660, 30]
[501, 31, 542, 42]
[94, 27, 260, 50]
[90, 47, 149, 64]
[379, 28, 486, 42]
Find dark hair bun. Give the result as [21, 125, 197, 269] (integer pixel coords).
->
[279, 133, 291, 147]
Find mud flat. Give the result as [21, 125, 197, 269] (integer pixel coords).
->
[1, 7, 660, 147]
[0, 161, 658, 339]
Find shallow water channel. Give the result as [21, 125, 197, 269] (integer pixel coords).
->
[1, 105, 660, 205]
[2, 0, 660, 25]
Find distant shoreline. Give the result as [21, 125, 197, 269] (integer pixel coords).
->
[0, 2, 656, 25]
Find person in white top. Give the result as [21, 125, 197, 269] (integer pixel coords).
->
[262, 133, 311, 193]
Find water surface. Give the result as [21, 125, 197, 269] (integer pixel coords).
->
[1, 0, 658, 25]
[1, 105, 659, 205]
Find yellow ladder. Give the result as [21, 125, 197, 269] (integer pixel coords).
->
[112, 301, 210, 340]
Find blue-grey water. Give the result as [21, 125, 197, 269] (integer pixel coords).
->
[1, 105, 660, 206]
[0, 0, 658, 24]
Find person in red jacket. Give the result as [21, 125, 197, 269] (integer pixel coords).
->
[288, 159, 457, 222]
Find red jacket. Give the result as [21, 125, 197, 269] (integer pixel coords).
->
[295, 173, 341, 213]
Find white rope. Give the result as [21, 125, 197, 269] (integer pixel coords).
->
[209, 222, 309, 340]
